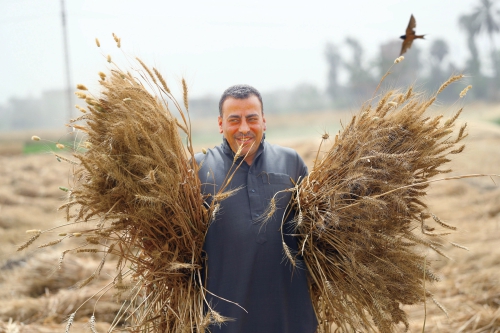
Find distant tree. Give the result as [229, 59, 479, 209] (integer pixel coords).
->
[374, 39, 423, 92]
[430, 39, 450, 65]
[469, 0, 500, 99]
[428, 39, 450, 87]
[458, 12, 486, 99]
[426, 39, 465, 101]
[458, 0, 500, 100]
[345, 38, 364, 70]
[263, 84, 328, 114]
[470, 0, 500, 51]
[0, 104, 11, 130]
[190, 96, 218, 118]
[325, 42, 342, 101]
[8, 97, 43, 130]
[491, 50, 500, 100]
[376, 40, 401, 77]
[343, 37, 376, 100]
[459, 13, 481, 76]
[289, 83, 327, 112]
[0, 90, 75, 131]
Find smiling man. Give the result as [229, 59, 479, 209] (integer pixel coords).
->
[195, 85, 317, 332]
[218, 93, 265, 165]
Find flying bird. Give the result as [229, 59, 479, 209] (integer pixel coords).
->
[399, 14, 425, 56]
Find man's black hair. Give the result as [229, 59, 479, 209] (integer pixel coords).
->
[218, 84, 263, 116]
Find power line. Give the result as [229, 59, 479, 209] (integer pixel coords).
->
[60, 0, 72, 124]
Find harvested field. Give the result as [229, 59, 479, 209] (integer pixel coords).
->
[0, 104, 499, 332]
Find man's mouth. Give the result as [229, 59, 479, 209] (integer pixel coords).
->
[236, 136, 253, 145]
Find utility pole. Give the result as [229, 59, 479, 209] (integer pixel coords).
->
[61, 0, 72, 123]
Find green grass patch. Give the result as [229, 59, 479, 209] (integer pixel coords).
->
[492, 118, 500, 126]
[23, 140, 77, 155]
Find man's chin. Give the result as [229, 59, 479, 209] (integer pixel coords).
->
[238, 148, 250, 156]
[232, 147, 251, 157]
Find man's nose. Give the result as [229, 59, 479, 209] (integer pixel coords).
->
[239, 120, 250, 134]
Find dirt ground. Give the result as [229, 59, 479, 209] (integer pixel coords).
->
[0, 104, 499, 332]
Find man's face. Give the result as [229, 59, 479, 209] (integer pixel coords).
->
[218, 95, 266, 165]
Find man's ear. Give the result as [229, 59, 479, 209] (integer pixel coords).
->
[218, 116, 223, 133]
[263, 115, 266, 131]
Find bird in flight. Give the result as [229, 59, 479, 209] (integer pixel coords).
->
[399, 14, 425, 56]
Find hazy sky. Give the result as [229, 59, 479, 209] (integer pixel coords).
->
[1, 0, 491, 105]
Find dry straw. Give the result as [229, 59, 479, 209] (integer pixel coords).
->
[279, 70, 471, 332]
[17, 39, 232, 332]
[62, 63, 213, 330]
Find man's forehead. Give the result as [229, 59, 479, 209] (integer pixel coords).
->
[222, 96, 262, 112]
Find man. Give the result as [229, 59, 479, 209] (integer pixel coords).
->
[195, 85, 317, 332]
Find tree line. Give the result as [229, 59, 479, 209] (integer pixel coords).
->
[1, 0, 499, 130]
[326, 0, 500, 107]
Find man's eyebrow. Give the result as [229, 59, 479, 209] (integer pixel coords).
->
[226, 113, 260, 119]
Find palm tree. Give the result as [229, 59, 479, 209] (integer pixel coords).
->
[325, 42, 342, 101]
[429, 39, 450, 89]
[470, 0, 500, 50]
[492, 50, 500, 99]
[343, 37, 375, 98]
[430, 39, 450, 64]
[459, 13, 481, 75]
[469, 0, 500, 99]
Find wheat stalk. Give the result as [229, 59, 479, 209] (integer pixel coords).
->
[283, 72, 478, 332]
[18, 39, 239, 333]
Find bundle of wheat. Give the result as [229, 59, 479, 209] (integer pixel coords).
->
[283, 75, 471, 332]
[18, 38, 219, 332]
